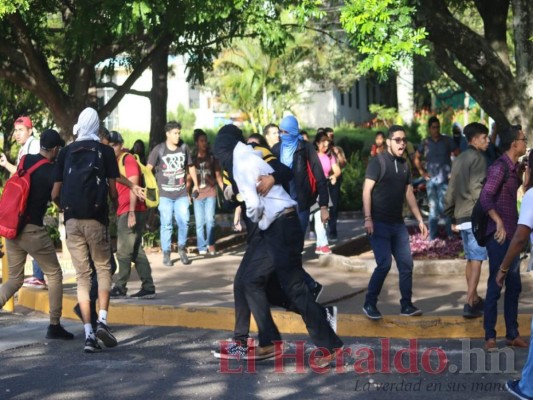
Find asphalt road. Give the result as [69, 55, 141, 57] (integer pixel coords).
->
[0, 309, 528, 400]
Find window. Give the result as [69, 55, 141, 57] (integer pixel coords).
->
[340, 92, 345, 106]
[348, 91, 353, 108]
[356, 82, 360, 109]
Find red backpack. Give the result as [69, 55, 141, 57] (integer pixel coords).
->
[0, 156, 50, 239]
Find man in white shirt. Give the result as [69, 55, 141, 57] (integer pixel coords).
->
[213, 125, 343, 366]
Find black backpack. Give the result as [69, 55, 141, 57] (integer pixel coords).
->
[60, 142, 108, 220]
[471, 158, 509, 246]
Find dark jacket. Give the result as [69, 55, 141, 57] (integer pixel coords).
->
[272, 140, 329, 211]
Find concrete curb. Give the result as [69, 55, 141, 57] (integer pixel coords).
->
[17, 289, 532, 339]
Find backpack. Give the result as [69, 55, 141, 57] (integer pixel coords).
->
[118, 152, 159, 208]
[471, 158, 509, 246]
[0, 156, 50, 239]
[60, 142, 108, 220]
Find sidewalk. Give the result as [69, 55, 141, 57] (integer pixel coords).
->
[12, 212, 533, 339]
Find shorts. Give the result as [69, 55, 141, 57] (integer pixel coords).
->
[460, 228, 488, 261]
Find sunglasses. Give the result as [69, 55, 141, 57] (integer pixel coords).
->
[390, 137, 408, 144]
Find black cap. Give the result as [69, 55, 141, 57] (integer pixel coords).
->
[40, 129, 65, 150]
[109, 130, 124, 144]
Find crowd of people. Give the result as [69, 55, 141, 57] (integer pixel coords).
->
[0, 109, 531, 396]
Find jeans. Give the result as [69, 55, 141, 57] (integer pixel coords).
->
[313, 209, 328, 247]
[158, 196, 190, 251]
[518, 316, 533, 396]
[366, 221, 414, 308]
[193, 196, 216, 251]
[426, 179, 452, 240]
[115, 212, 155, 292]
[297, 207, 310, 241]
[32, 259, 45, 280]
[484, 236, 521, 340]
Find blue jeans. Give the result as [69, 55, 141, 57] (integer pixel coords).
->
[519, 316, 533, 396]
[158, 196, 190, 251]
[32, 259, 45, 280]
[366, 221, 414, 308]
[193, 196, 216, 251]
[313, 209, 328, 247]
[484, 236, 521, 340]
[426, 179, 452, 240]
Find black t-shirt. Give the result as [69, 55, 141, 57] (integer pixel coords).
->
[54, 140, 120, 224]
[365, 152, 411, 223]
[23, 154, 54, 227]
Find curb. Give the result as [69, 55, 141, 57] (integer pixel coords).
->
[17, 289, 532, 339]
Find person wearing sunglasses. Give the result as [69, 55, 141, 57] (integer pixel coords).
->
[362, 125, 428, 320]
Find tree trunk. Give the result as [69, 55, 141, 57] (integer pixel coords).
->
[415, 0, 533, 136]
[149, 43, 169, 151]
[396, 61, 414, 125]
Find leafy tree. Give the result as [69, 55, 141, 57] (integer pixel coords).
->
[0, 1, 324, 143]
[340, 0, 533, 134]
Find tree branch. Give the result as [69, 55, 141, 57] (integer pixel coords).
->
[99, 37, 171, 119]
[95, 81, 150, 98]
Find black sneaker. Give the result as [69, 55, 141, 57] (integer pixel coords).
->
[311, 282, 324, 302]
[473, 297, 485, 312]
[463, 303, 483, 319]
[178, 247, 191, 265]
[96, 321, 118, 348]
[163, 251, 172, 267]
[130, 289, 156, 299]
[400, 304, 423, 316]
[362, 303, 383, 320]
[46, 324, 74, 340]
[325, 306, 338, 333]
[84, 337, 102, 353]
[329, 234, 338, 243]
[110, 286, 127, 298]
[73, 303, 98, 330]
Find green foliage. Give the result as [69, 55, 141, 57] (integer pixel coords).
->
[167, 104, 197, 130]
[368, 104, 398, 128]
[0, 0, 29, 17]
[340, 0, 429, 79]
[339, 152, 367, 211]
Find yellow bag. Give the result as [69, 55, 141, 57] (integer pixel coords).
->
[118, 153, 159, 208]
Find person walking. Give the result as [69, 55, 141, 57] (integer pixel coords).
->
[444, 122, 490, 318]
[362, 125, 428, 320]
[108, 131, 156, 299]
[479, 124, 528, 351]
[52, 107, 120, 353]
[147, 121, 199, 266]
[0, 129, 73, 340]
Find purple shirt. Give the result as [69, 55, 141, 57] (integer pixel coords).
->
[479, 154, 520, 238]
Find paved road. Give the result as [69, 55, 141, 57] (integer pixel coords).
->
[0, 309, 527, 400]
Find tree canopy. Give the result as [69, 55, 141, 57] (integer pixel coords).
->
[340, 0, 533, 133]
[0, 0, 322, 138]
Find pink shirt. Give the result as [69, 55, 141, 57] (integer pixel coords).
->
[318, 152, 336, 178]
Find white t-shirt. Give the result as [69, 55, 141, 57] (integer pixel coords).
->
[518, 189, 533, 243]
[16, 136, 40, 165]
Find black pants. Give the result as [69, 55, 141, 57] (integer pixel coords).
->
[237, 211, 343, 351]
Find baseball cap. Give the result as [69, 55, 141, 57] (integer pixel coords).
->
[14, 116, 33, 129]
[40, 129, 65, 150]
[108, 130, 124, 144]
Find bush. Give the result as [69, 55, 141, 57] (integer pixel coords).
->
[339, 152, 367, 211]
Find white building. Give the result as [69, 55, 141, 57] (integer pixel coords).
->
[98, 56, 387, 132]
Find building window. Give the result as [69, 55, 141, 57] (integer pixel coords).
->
[97, 87, 119, 129]
[340, 92, 345, 106]
[356, 82, 360, 109]
[348, 91, 353, 108]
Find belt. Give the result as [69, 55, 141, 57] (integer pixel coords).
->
[281, 207, 296, 215]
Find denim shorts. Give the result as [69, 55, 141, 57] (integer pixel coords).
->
[460, 228, 488, 261]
